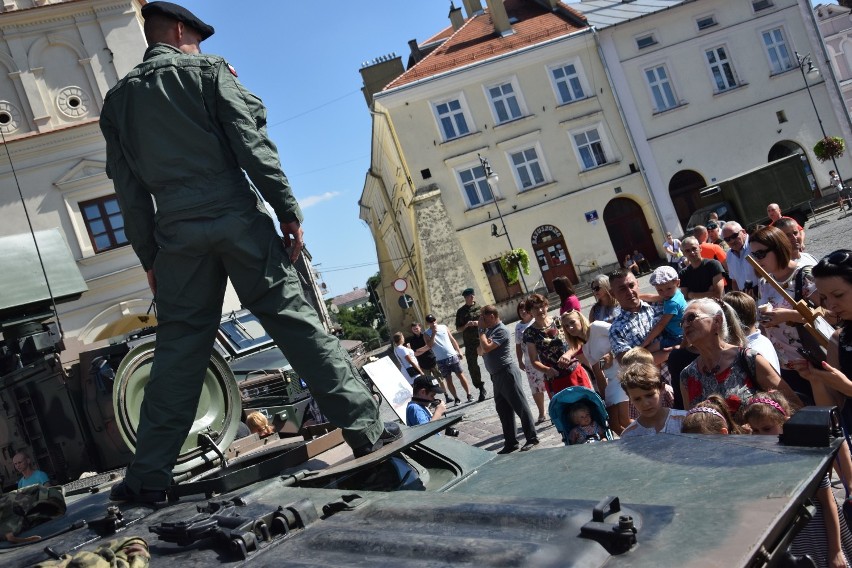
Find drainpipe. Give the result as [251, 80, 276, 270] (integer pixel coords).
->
[591, 26, 666, 235]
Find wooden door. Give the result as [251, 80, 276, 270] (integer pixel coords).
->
[531, 225, 578, 292]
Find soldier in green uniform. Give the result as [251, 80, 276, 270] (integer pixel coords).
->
[455, 288, 488, 402]
[100, 1, 398, 504]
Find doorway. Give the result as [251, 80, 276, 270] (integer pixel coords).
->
[531, 225, 578, 292]
[603, 198, 658, 268]
[769, 140, 818, 194]
[668, 170, 707, 229]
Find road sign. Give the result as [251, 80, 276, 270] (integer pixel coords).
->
[398, 294, 415, 309]
[392, 278, 408, 293]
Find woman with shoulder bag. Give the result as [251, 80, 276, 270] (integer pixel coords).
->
[522, 294, 593, 397]
[751, 225, 818, 406]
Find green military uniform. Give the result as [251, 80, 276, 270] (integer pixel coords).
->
[455, 301, 484, 391]
[100, 43, 382, 493]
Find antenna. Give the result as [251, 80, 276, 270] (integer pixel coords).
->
[0, 128, 65, 339]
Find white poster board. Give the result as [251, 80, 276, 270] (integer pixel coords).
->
[362, 356, 412, 422]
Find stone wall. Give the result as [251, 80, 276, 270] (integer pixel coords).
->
[412, 185, 477, 326]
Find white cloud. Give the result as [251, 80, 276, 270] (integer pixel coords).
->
[299, 191, 341, 209]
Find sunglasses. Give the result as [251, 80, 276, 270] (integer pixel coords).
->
[591, 286, 601, 292]
[824, 250, 852, 265]
[681, 313, 711, 327]
[750, 249, 770, 260]
[723, 233, 740, 243]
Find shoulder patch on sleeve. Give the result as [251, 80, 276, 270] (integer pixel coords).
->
[227, 63, 238, 77]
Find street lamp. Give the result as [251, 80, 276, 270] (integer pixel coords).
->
[478, 154, 529, 294]
[795, 51, 844, 184]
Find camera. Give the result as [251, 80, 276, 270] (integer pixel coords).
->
[444, 427, 460, 437]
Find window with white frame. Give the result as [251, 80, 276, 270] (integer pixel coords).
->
[509, 146, 546, 190]
[550, 61, 585, 105]
[80, 195, 129, 253]
[705, 46, 738, 92]
[434, 97, 470, 141]
[762, 27, 794, 74]
[572, 127, 608, 170]
[457, 164, 494, 208]
[487, 81, 523, 124]
[645, 65, 678, 112]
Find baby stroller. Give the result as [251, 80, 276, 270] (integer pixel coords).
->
[549, 386, 615, 445]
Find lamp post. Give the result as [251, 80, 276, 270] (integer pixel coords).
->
[479, 154, 529, 294]
[795, 51, 843, 185]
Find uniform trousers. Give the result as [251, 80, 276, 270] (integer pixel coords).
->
[125, 205, 382, 492]
[490, 363, 537, 446]
[464, 347, 484, 390]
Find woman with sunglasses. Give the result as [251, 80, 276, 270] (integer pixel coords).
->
[750, 225, 818, 405]
[680, 298, 800, 410]
[588, 274, 621, 324]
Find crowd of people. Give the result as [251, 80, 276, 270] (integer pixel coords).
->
[391, 202, 852, 566]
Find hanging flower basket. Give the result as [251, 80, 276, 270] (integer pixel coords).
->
[813, 136, 846, 162]
[499, 248, 531, 285]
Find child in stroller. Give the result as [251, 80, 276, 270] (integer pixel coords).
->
[567, 403, 607, 444]
[550, 386, 615, 445]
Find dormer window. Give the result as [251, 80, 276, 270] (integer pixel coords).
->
[696, 16, 717, 31]
[636, 34, 658, 50]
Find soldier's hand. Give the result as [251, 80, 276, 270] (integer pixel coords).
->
[146, 269, 157, 296]
[280, 220, 304, 263]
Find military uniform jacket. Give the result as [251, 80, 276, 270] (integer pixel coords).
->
[455, 302, 481, 349]
[100, 43, 303, 271]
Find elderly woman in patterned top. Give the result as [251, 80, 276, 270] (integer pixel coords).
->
[679, 298, 800, 412]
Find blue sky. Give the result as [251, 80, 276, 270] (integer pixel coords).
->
[173, 0, 835, 297]
[172, 1, 451, 298]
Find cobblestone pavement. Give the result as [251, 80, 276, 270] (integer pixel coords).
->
[381, 210, 852, 455]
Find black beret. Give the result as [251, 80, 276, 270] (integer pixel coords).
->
[141, 1, 215, 40]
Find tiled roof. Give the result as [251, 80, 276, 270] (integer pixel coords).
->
[332, 287, 370, 307]
[563, 0, 687, 29]
[385, 0, 588, 91]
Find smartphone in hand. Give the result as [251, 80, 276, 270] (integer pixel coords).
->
[796, 347, 824, 367]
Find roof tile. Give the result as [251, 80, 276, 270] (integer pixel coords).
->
[386, 0, 588, 90]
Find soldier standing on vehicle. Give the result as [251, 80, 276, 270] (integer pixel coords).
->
[100, 1, 397, 504]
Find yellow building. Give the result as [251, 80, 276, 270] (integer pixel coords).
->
[360, 0, 662, 327]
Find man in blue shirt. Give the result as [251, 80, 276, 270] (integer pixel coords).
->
[406, 376, 447, 426]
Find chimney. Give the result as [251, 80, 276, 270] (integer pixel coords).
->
[485, 0, 512, 36]
[541, 0, 559, 9]
[408, 39, 424, 64]
[462, 0, 483, 18]
[449, 2, 464, 30]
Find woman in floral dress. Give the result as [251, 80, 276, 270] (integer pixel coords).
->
[522, 293, 592, 396]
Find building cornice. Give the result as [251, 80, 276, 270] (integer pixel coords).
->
[0, 0, 131, 30]
[0, 119, 102, 166]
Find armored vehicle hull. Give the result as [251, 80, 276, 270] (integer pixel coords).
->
[0, 418, 839, 567]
